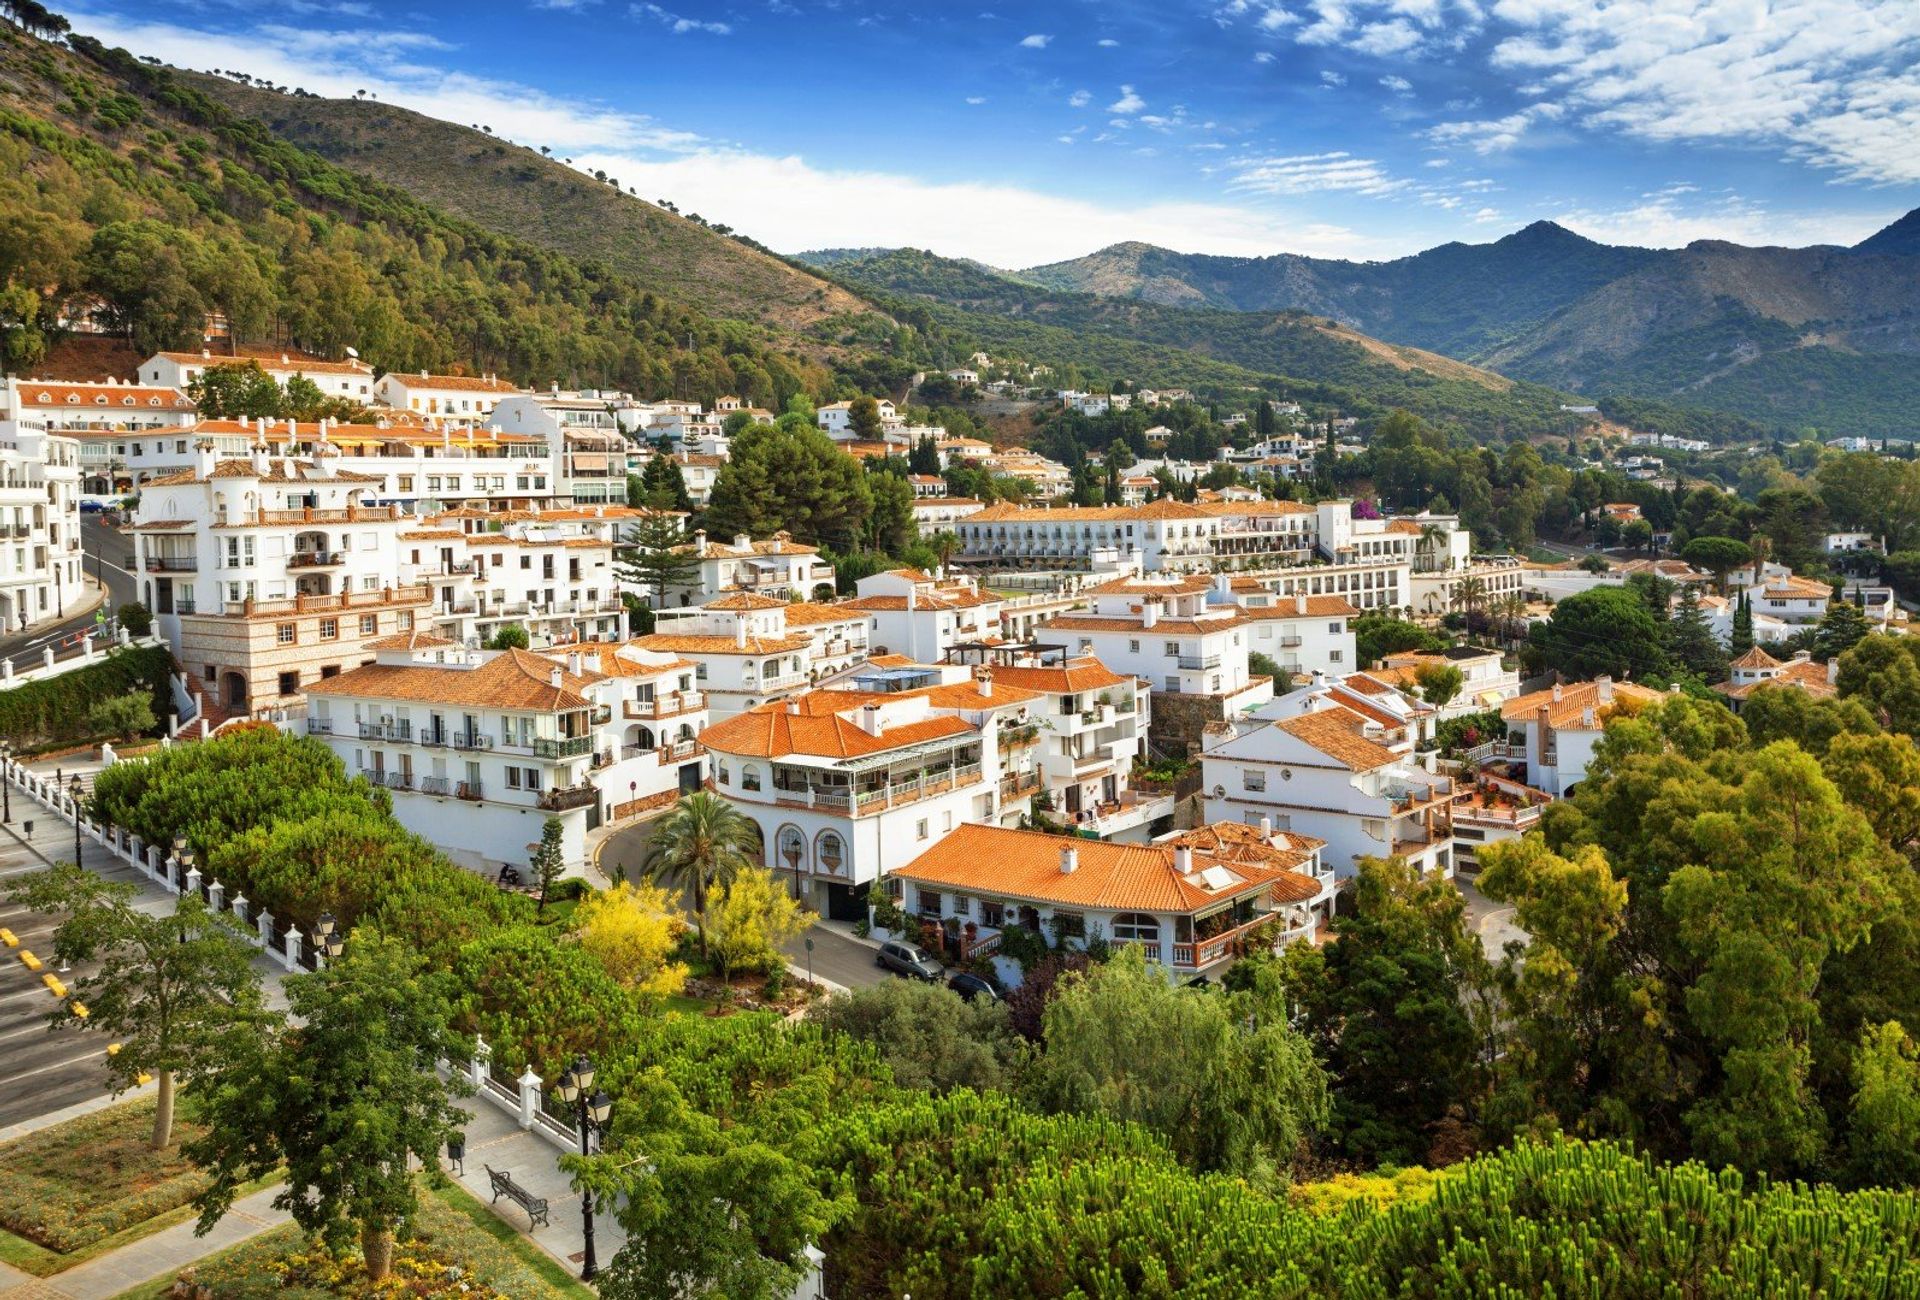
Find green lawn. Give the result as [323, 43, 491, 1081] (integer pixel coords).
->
[108, 1179, 594, 1299]
[0, 1096, 211, 1276]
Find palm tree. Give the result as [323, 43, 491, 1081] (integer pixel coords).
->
[930, 529, 960, 575]
[1455, 575, 1489, 635]
[636, 791, 759, 959]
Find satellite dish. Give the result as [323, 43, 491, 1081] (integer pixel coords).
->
[1212, 784, 1225, 798]
[344, 346, 360, 358]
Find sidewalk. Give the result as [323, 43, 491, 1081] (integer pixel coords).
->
[0, 1186, 289, 1300]
[445, 1094, 624, 1277]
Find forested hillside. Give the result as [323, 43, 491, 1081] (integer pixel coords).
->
[803, 247, 1595, 440]
[0, 25, 857, 405]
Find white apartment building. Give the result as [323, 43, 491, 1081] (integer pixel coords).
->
[911, 496, 986, 532]
[305, 640, 706, 877]
[700, 664, 994, 919]
[637, 597, 818, 722]
[489, 395, 629, 505]
[1490, 677, 1666, 797]
[402, 505, 630, 648]
[0, 421, 84, 635]
[372, 372, 524, 422]
[816, 398, 897, 439]
[138, 349, 375, 405]
[1219, 581, 1359, 680]
[1263, 669, 1437, 752]
[843, 569, 1006, 662]
[78, 417, 556, 505]
[1371, 646, 1521, 717]
[781, 602, 873, 677]
[1202, 698, 1457, 879]
[665, 530, 836, 608]
[1, 378, 197, 433]
[132, 445, 432, 715]
[1038, 574, 1274, 714]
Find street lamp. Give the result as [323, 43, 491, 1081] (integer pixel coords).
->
[171, 836, 190, 890]
[68, 774, 83, 868]
[552, 1054, 611, 1281]
[1, 740, 12, 824]
[314, 912, 344, 965]
[781, 838, 803, 905]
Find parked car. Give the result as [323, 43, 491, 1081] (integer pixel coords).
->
[947, 971, 998, 1003]
[875, 940, 944, 981]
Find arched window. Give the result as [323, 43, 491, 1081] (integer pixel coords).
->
[816, 831, 845, 876]
[716, 760, 730, 785]
[1112, 912, 1159, 941]
[776, 825, 806, 872]
[741, 763, 762, 792]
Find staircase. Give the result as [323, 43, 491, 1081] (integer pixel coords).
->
[179, 671, 239, 737]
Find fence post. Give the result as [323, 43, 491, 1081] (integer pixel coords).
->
[231, 894, 250, 932]
[185, 866, 201, 897]
[470, 1036, 491, 1090]
[517, 1068, 542, 1130]
[207, 878, 225, 914]
[257, 909, 274, 950]
[283, 926, 303, 972]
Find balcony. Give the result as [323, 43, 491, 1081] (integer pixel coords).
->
[656, 737, 703, 764]
[419, 775, 452, 796]
[538, 783, 598, 812]
[287, 550, 345, 568]
[625, 690, 706, 720]
[358, 721, 412, 741]
[1082, 791, 1176, 837]
[362, 769, 414, 792]
[768, 761, 984, 817]
[751, 670, 809, 691]
[417, 728, 449, 748]
[590, 704, 612, 725]
[1169, 913, 1279, 970]
[145, 555, 198, 572]
[1176, 653, 1223, 671]
[306, 718, 334, 735]
[999, 771, 1042, 803]
[533, 735, 593, 759]
[449, 731, 493, 750]
[456, 781, 484, 801]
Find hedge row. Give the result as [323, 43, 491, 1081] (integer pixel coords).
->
[0, 643, 172, 747]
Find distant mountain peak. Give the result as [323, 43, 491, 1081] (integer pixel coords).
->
[1855, 208, 1920, 257]
[1501, 219, 1588, 246]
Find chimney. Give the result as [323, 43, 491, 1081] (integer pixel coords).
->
[859, 703, 884, 736]
[1059, 845, 1079, 875]
[1551, 682, 1563, 703]
[420, 369, 430, 379]
[733, 533, 750, 551]
[567, 651, 583, 677]
[249, 444, 271, 476]
[194, 440, 217, 477]
[1596, 675, 1613, 703]
[1582, 706, 1596, 728]
[785, 697, 801, 714]
[549, 667, 563, 688]
[976, 668, 992, 698]
[1174, 846, 1193, 875]
[907, 585, 916, 612]
[1295, 593, 1307, 616]
[1142, 601, 1158, 629]
[200, 348, 211, 359]
[1259, 814, 1272, 839]
[734, 616, 748, 649]
[694, 528, 707, 558]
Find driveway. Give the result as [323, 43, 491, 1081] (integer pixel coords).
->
[1455, 874, 1529, 963]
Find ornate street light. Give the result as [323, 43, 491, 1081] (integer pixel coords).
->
[552, 1054, 608, 1280]
[68, 774, 83, 868]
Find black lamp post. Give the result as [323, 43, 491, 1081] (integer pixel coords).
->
[782, 839, 803, 905]
[68, 774, 83, 868]
[1, 741, 12, 824]
[552, 1054, 611, 1281]
[171, 835, 191, 891]
[314, 912, 344, 966]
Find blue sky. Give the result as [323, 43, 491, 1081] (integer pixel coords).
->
[65, 0, 1920, 265]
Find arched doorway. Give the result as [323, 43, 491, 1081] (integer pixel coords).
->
[221, 671, 247, 710]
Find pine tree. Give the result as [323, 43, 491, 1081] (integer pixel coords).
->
[909, 434, 940, 477]
[1668, 585, 1729, 682]
[617, 511, 701, 611]
[531, 816, 567, 916]
[1731, 591, 1755, 655]
[1814, 598, 1873, 661]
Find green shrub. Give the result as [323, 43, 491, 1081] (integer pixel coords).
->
[0, 643, 171, 746]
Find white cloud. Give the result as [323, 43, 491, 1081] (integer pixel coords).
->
[1069, 88, 1091, 106]
[1109, 84, 1146, 113]
[1349, 18, 1420, 54]
[1320, 70, 1347, 86]
[633, 3, 731, 35]
[965, 95, 987, 105]
[1552, 190, 1903, 248]
[1229, 150, 1408, 197]
[1483, 0, 1920, 185]
[1380, 74, 1413, 93]
[1098, 37, 1120, 46]
[1426, 102, 1563, 152]
[1470, 206, 1503, 221]
[1253, 50, 1276, 62]
[1019, 32, 1052, 48]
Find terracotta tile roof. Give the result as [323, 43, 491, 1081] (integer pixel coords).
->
[676, 536, 821, 559]
[700, 703, 976, 759]
[704, 591, 789, 611]
[780, 602, 867, 627]
[1042, 613, 1239, 635]
[1276, 708, 1403, 771]
[1730, 646, 1782, 670]
[985, 656, 1134, 696]
[383, 372, 522, 393]
[1503, 679, 1664, 729]
[1714, 660, 1837, 701]
[400, 529, 465, 541]
[632, 632, 813, 656]
[536, 643, 697, 679]
[1165, 824, 1325, 899]
[867, 654, 917, 668]
[1195, 500, 1316, 517]
[1328, 689, 1420, 731]
[1753, 576, 1835, 599]
[364, 630, 457, 650]
[18, 383, 193, 409]
[1385, 519, 1425, 535]
[153, 349, 368, 374]
[841, 589, 997, 613]
[1086, 574, 1214, 596]
[305, 647, 600, 710]
[143, 459, 385, 486]
[892, 824, 1304, 914]
[1236, 596, 1361, 619]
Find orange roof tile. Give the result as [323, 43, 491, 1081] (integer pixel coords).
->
[364, 630, 457, 650]
[704, 591, 789, 611]
[985, 656, 1133, 696]
[384, 372, 522, 393]
[781, 602, 867, 627]
[536, 643, 697, 679]
[892, 823, 1308, 914]
[632, 632, 812, 656]
[1237, 596, 1360, 619]
[1502, 679, 1664, 728]
[700, 704, 975, 760]
[1730, 646, 1782, 670]
[305, 648, 600, 710]
[1276, 708, 1402, 771]
[19, 382, 193, 409]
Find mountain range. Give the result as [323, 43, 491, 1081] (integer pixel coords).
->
[1002, 216, 1920, 437]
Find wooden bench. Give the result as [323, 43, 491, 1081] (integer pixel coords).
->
[484, 1164, 550, 1229]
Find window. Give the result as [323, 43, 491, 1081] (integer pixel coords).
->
[817, 831, 844, 875]
[1050, 911, 1086, 939]
[741, 764, 762, 792]
[1128, 639, 1140, 652]
[916, 888, 943, 915]
[1164, 641, 1179, 656]
[277, 671, 299, 695]
[319, 618, 338, 640]
[360, 615, 378, 635]
[981, 900, 1005, 928]
[1329, 650, 1343, 663]
[1328, 621, 1343, 633]
[275, 623, 295, 645]
[1112, 912, 1159, 941]
[717, 761, 730, 786]
[916, 818, 929, 841]
[1243, 768, 1266, 793]
[398, 612, 414, 629]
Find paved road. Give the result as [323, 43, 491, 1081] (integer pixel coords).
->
[599, 814, 887, 991]
[1455, 874, 1528, 962]
[0, 517, 138, 664]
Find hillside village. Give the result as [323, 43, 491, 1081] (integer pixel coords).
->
[5, 9, 1920, 1298]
